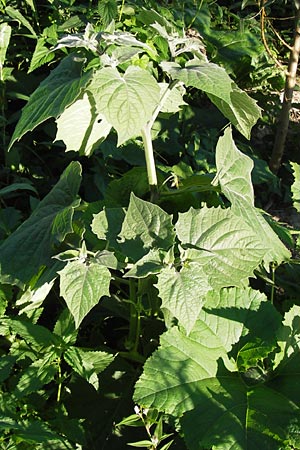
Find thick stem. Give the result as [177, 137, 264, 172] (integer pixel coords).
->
[270, 7, 300, 173]
[141, 125, 159, 203]
[141, 81, 178, 203]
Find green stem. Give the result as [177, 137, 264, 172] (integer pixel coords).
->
[141, 81, 178, 202]
[270, 263, 276, 305]
[118, 0, 126, 22]
[141, 126, 159, 202]
[57, 358, 62, 403]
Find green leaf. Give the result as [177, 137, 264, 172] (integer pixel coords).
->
[213, 128, 290, 266]
[12, 419, 63, 443]
[14, 353, 58, 398]
[125, 248, 168, 278]
[0, 355, 16, 383]
[0, 23, 11, 68]
[6, 317, 60, 348]
[208, 85, 261, 139]
[128, 441, 154, 447]
[59, 259, 111, 328]
[274, 305, 300, 369]
[161, 59, 232, 103]
[28, 37, 55, 73]
[88, 66, 160, 145]
[0, 162, 82, 286]
[181, 378, 300, 450]
[91, 207, 126, 256]
[158, 82, 187, 113]
[5, 6, 37, 37]
[134, 287, 291, 450]
[55, 93, 111, 156]
[176, 206, 265, 288]
[213, 127, 254, 206]
[98, 0, 118, 27]
[291, 162, 300, 212]
[155, 265, 211, 334]
[118, 193, 176, 261]
[9, 54, 92, 149]
[53, 308, 77, 345]
[161, 60, 261, 138]
[64, 347, 114, 389]
[134, 287, 280, 413]
[0, 182, 38, 196]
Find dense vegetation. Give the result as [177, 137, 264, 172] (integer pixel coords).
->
[1, 0, 300, 449]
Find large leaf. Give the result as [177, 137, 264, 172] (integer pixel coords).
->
[161, 60, 232, 103]
[59, 258, 111, 328]
[87, 66, 160, 145]
[176, 206, 266, 288]
[9, 54, 92, 149]
[0, 162, 82, 286]
[134, 287, 277, 414]
[55, 92, 111, 156]
[155, 265, 211, 335]
[161, 59, 261, 138]
[118, 193, 176, 261]
[213, 128, 290, 265]
[213, 127, 254, 206]
[208, 86, 261, 139]
[134, 287, 295, 450]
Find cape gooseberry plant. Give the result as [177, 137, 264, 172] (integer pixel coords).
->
[1, 7, 300, 450]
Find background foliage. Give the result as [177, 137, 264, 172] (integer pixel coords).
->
[1, 0, 300, 449]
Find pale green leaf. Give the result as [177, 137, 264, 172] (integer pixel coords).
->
[208, 84, 261, 139]
[55, 93, 111, 156]
[88, 66, 160, 145]
[155, 265, 211, 334]
[59, 259, 111, 328]
[127, 441, 154, 447]
[91, 207, 126, 256]
[161, 59, 232, 103]
[0, 162, 82, 286]
[161, 59, 260, 138]
[134, 287, 290, 449]
[125, 248, 168, 278]
[274, 305, 300, 369]
[213, 128, 290, 266]
[158, 82, 187, 113]
[118, 193, 176, 261]
[176, 206, 266, 288]
[9, 54, 92, 149]
[291, 162, 300, 212]
[213, 127, 254, 206]
[0, 23, 11, 68]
